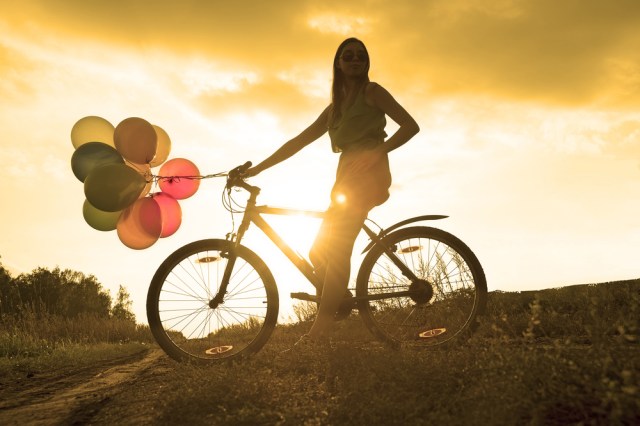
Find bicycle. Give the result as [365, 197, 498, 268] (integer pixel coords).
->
[147, 162, 487, 363]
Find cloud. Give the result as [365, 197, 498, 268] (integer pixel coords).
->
[376, 0, 640, 107]
[3, 0, 639, 109]
[193, 74, 325, 118]
[306, 13, 373, 35]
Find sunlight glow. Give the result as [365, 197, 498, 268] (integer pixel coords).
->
[258, 213, 322, 256]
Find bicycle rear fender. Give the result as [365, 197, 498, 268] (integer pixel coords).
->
[361, 215, 448, 254]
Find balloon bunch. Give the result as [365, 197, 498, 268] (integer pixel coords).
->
[70, 116, 201, 249]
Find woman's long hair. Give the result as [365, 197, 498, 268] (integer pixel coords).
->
[330, 37, 370, 126]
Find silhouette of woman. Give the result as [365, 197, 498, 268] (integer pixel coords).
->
[246, 37, 419, 344]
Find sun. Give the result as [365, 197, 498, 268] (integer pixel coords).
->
[248, 171, 331, 258]
[259, 213, 323, 257]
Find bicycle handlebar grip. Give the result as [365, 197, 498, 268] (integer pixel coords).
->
[227, 161, 260, 193]
[229, 161, 252, 179]
[238, 161, 252, 174]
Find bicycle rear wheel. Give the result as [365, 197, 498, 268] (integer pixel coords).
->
[356, 226, 486, 348]
[147, 239, 279, 363]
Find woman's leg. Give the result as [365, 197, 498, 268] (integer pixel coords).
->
[307, 204, 367, 340]
[309, 211, 331, 296]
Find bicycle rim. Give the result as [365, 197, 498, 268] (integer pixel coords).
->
[356, 227, 486, 348]
[147, 239, 279, 363]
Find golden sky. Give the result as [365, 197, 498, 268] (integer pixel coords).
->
[1, 0, 639, 321]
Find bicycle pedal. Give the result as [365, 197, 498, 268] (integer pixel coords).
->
[290, 292, 319, 303]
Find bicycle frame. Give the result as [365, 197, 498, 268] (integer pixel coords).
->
[214, 180, 427, 305]
[241, 204, 325, 288]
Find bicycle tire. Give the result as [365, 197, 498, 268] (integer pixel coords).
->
[356, 226, 486, 348]
[147, 239, 279, 363]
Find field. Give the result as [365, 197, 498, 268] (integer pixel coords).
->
[1, 279, 638, 425]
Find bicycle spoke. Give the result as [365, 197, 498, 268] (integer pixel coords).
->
[357, 227, 486, 348]
[148, 240, 278, 362]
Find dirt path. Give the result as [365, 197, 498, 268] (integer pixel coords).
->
[0, 348, 173, 425]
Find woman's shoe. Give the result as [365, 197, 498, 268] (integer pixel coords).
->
[335, 291, 355, 320]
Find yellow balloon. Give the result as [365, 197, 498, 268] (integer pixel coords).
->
[150, 125, 172, 167]
[71, 116, 115, 149]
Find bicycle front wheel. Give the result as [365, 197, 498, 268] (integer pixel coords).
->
[147, 239, 279, 363]
[356, 226, 486, 348]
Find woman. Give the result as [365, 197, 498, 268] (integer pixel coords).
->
[246, 37, 419, 344]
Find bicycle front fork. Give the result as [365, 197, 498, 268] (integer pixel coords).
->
[208, 237, 240, 309]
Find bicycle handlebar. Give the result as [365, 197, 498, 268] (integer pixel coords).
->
[226, 161, 260, 194]
[228, 161, 252, 179]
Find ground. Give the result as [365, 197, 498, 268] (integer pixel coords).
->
[0, 348, 171, 425]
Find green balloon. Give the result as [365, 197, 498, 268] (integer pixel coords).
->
[71, 142, 124, 182]
[82, 199, 122, 231]
[84, 163, 147, 212]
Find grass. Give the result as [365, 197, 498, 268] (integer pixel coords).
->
[0, 310, 154, 378]
[0, 341, 149, 379]
[0, 311, 154, 356]
[156, 279, 640, 425]
[156, 330, 638, 425]
[1, 279, 638, 425]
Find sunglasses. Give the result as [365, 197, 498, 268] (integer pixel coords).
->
[340, 51, 368, 62]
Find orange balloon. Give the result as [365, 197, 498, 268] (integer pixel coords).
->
[116, 198, 162, 249]
[114, 117, 158, 164]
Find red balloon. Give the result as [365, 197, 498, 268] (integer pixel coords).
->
[114, 117, 158, 164]
[152, 192, 182, 237]
[158, 158, 200, 200]
[116, 198, 162, 249]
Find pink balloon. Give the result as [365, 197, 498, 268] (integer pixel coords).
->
[152, 192, 182, 238]
[116, 198, 162, 249]
[158, 158, 200, 200]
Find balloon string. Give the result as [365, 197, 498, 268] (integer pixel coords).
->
[151, 172, 227, 182]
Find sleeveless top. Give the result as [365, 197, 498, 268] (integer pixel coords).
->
[328, 83, 387, 153]
[327, 83, 392, 211]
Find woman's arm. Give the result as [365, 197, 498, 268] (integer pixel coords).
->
[367, 83, 420, 153]
[347, 83, 419, 174]
[246, 106, 331, 176]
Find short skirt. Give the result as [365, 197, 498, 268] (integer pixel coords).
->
[330, 146, 392, 212]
